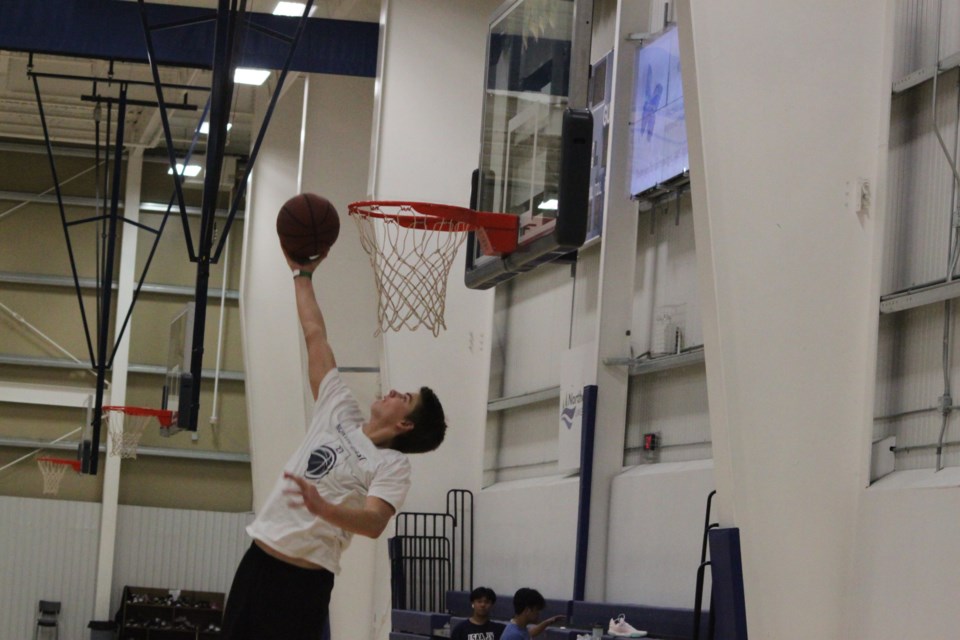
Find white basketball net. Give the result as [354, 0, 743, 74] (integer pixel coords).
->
[106, 410, 153, 459]
[37, 458, 72, 495]
[351, 209, 470, 336]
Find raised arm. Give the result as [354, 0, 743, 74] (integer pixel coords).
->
[286, 252, 335, 399]
[529, 615, 565, 638]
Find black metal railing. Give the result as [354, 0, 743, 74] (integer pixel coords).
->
[390, 489, 473, 612]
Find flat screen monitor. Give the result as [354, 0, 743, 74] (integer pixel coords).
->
[629, 24, 689, 199]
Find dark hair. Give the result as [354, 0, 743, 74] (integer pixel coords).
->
[392, 386, 447, 454]
[513, 587, 545, 615]
[470, 586, 496, 603]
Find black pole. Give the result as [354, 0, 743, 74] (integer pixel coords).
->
[211, 0, 315, 262]
[693, 561, 712, 640]
[693, 490, 719, 640]
[87, 86, 127, 475]
[701, 490, 717, 564]
[186, 0, 240, 430]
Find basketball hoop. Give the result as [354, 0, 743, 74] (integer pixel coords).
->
[37, 457, 81, 495]
[348, 201, 518, 336]
[103, 406, 174, 459]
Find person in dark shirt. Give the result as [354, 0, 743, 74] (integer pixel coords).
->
[451, 586, 504, 640]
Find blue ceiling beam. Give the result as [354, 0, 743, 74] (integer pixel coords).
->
[0, 0, 377, 77]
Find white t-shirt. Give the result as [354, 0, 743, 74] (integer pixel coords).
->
[247, 369, 411, 573]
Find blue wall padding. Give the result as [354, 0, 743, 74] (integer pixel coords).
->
[0, 0, 377, 77]
[708, 527, 749, 640]
[573, 384, 599, 600]
[391, 610, 450, 635]
[388, 633, 431, 640]
[446, 590, 472, 616]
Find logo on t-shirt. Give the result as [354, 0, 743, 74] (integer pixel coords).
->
[306, 445, 338, 479]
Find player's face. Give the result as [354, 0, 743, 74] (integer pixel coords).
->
[374, 389, 419, 424]
[472, 596, 493, 619]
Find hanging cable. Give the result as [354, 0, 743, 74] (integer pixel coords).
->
[0, 300, 99, 378]
[948, 72, 960, 278]
[208, 221, 231, 447]
[930, 0, 960, 192]
[0, 163, 102, 224]
[936, 83, 960, 470]
[933, 0, 960, 470]
[937, 301, 953, 470]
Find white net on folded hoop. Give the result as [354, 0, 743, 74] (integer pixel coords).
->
[104, 406, 173, 459]
[37, 457, 79, 495]
[349, 202, 473, 336]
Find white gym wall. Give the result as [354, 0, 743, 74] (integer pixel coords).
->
[371, 0, 501, 507]
[677, 0, 897, 637]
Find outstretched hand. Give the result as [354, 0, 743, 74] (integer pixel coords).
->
[283, 472, 330, 519]
[283, 248, 327, 273]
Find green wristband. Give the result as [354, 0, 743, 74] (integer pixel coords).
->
[293, 269, 313, 279]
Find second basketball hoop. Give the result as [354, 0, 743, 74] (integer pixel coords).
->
[104, 406, 174, 459]
[348, 201, 518, 336]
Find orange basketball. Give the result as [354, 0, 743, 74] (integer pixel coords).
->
[276, 193, 340, 264]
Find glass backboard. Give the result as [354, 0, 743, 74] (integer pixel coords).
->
[163, 302, 195, 433]
[465, 0, 592, 289]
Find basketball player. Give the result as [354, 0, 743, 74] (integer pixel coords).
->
[220, 250, 448, 640]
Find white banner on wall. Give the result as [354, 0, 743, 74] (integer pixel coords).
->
[559, 342, 597, 471]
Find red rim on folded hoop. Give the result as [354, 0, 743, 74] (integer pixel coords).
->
[102, 405, 175, 427]
[36, 456, 82, 495]
[102, 405, 175, 459]
[348, 201, 519, 336]
[348, 201, 519, 256]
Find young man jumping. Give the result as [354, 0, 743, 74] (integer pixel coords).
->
[221, 249, 448, 640]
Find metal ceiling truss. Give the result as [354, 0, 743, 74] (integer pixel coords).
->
[28, 0, 317, 475]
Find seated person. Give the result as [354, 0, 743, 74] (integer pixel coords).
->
[451, 586, 504, 640]
[500, 588, 564, 640]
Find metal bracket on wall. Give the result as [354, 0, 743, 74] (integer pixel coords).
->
[604, 346, 705, 375]
[879, 279, 960, 314]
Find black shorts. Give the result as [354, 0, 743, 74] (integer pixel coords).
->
[221, 542, 335, 640]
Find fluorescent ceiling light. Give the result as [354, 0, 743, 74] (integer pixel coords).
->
[168, 163, 202, 178]
[538, 198, 559, 211]
[234, 68, 271, 86]
[198, 121, 233, 135]
[273, 2, 315, 16]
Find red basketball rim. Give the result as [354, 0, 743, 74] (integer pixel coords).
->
[37, 456, 82, 473]
[102, 405, 175, 428]
[348, 200, 519, 254]
[348, 201, 479, 231]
